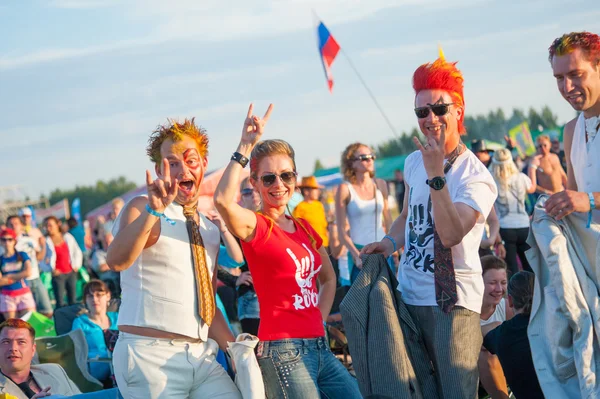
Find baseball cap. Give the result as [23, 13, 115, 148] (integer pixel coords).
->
[19, 207, 32, 217]
[0, 228, 17, 240]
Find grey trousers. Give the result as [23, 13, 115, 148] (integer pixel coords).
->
[406, 305, 482, 399]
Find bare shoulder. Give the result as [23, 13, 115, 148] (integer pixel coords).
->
[336, 182, 350, 200]
[118, 196, 148, 228]
[376, 178, 389, 195]
[564, 117, 578, 139]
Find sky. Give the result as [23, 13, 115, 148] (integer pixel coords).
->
[1, 0, 598, 202]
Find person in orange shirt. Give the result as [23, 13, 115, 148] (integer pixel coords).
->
[293, 176, 329, 248]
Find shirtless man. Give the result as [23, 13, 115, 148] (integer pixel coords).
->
[531, 135, 567, 195]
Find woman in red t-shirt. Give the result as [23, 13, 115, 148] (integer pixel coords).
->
[215, 104, 361, 399]
[44, 216, 82, 307]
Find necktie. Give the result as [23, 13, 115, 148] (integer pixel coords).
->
[434, 227, 458, 313]
[433, 143, 464, 313]
[182, 206, 215, 326]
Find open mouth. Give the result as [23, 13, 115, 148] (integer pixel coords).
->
[269, 191, 287, 199]
[178, 180, 194, 195]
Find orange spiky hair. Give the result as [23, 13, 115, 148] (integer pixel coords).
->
[412, 46, 466, 135]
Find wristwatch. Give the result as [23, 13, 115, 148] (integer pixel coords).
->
[231, 152, 249, 168]
[426, 176, 446, 190]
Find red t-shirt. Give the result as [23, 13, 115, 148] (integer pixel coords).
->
[241, 214, 325, 341]
[54, 240, 73, 274]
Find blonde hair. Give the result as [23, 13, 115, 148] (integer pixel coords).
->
[341, 142, 374, 184]
[112, 198, 124, 207]
[536, 134, 550, 144]
[249, 140, 317, 249]
[490, 148, 519, 190]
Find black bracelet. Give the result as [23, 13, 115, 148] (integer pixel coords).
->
[231, 152, 249, 168]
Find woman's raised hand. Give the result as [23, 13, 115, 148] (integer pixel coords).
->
[241, 103, 274, 147]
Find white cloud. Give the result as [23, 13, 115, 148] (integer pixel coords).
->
[3, 0, 489, 70]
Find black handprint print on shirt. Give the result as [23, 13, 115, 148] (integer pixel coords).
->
[406, 196, 435, 274]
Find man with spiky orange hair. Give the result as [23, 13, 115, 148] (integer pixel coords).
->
[106, 119, 241, 398]
[363, 51, 498, 398]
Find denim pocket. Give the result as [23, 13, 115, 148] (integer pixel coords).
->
[274, 348, 301, 365]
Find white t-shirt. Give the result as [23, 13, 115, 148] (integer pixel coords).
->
[16, 235, 41, 280]
[398, 149, 498, 314]
[480, 297, 507, 326]
[494, 173, 532, 229]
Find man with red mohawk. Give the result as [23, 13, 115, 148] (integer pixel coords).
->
[362, 49, 498, 398]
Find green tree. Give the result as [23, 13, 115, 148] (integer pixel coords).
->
[48, 176, 138, 218]
[313, 159, 325, 173]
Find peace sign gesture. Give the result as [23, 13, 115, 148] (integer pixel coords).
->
[413, 125, 446, 178]
[146, 158, 178, 213]
[241, 103, 274, 147]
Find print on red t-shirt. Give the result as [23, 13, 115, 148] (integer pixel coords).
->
[241, 214, 324, 341]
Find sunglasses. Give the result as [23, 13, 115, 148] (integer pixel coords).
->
[414, 103, 454, 119]
[260, 171, 297, 187]
[355, 154, 376, 162]
[0, 237, 14, 242]
[241, 188, 254, 196]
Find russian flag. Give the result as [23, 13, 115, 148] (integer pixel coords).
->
[317, 21, 340, 92]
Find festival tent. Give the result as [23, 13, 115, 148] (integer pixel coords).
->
[313, 154, 409, 187]
[85, 166, 250, 223]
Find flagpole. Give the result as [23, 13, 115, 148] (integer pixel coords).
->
[339, 49, 398, 136]
[313, 11, 398, 136]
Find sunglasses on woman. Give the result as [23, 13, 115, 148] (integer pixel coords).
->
[241, 188, 254, 196]
[414, 103, 454, 119]
[260, 171, 297, 187]
[0, 237, 14, 243]
[355, 154, 376, 162]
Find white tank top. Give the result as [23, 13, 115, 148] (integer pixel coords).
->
[571, 112, 600, 225]
[480, 298, 507, 326]
[346, 182, 385, 246]
[114, 199, 220, 341]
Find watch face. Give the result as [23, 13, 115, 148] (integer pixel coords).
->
[429, 177, 445, 190]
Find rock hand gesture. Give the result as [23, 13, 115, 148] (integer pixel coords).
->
[240, 103, 274, 149]
[146, 158, 178, 213]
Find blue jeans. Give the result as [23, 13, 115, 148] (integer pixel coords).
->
[237, 291, 260, 320]
[256, 337, 361, 399]
[26, 277, 53, 314]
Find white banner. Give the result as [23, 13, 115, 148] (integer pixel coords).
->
[35, 199, 70, 221]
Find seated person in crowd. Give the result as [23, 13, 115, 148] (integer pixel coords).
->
[482, 271, 544, 399]
[0, 228, 36, 320]
[90, 241, 120, 298]
[479, 255, 513, 399]
[71, 280, 118, 385]
[0, 319, 81, 398]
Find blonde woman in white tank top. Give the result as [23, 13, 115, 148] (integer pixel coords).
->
[335, 143, 393, 284]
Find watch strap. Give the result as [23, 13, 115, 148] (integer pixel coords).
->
[231, 152, 249, 168]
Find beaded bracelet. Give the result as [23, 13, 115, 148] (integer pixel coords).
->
[145, 204, 176, 226]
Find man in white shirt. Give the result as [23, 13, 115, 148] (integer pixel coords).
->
[106, 119, 240, 399]
[5, 215, 53, 318]
[545, 32, 600, 231]
[362, 51, 497, 398]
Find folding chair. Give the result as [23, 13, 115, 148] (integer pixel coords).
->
[35, 328, 103, 393]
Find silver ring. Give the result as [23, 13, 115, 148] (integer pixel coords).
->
[424, 144, 430, 149]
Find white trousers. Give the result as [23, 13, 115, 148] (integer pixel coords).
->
[113, 332, 241, 399]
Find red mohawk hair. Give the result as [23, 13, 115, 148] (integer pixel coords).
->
[412, 48, 466, 135]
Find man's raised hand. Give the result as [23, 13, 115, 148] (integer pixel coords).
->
[146, 158, 178, 214]
[241, 103, 274, 147]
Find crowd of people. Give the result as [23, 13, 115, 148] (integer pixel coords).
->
[0, 30, 598, 398]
